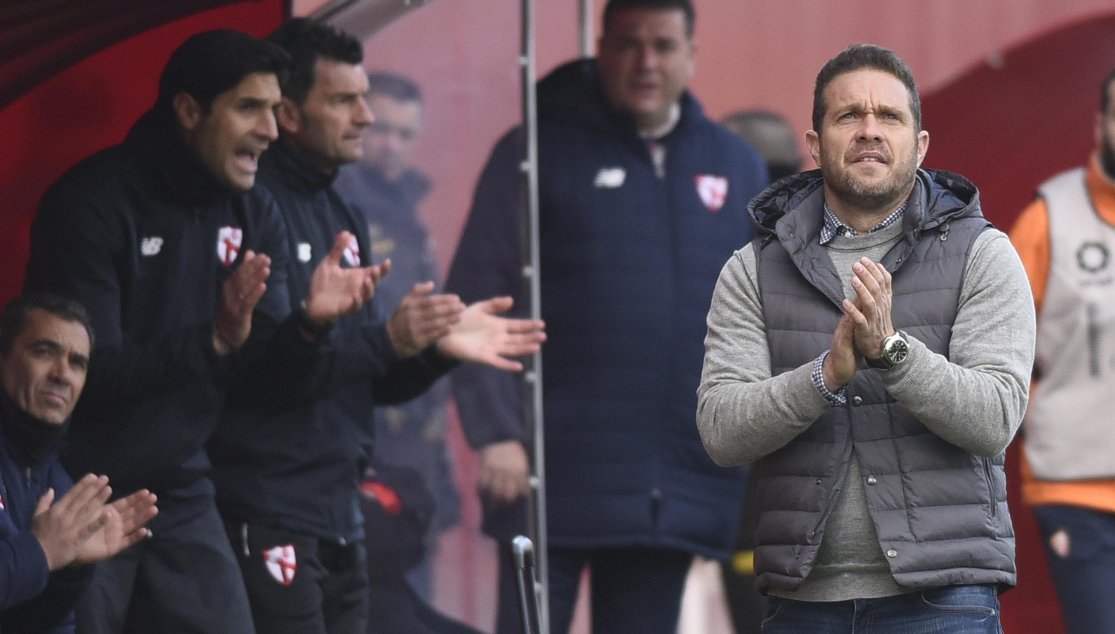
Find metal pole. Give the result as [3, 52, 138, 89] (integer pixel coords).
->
[579, 0, 594, 57]
[519, 0, 549, 632]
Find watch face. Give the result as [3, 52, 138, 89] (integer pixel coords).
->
[884, 335, 909, 365]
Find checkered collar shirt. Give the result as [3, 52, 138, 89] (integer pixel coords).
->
[819, 201, 908, 245]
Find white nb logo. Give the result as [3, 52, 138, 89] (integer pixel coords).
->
[140, 236, 163, 257]
[593, 167, 626, 189]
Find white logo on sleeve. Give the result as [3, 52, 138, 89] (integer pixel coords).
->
[140, 236, 163, 257]
[297, 242, 312, 263]
[593, 167, 626, 189]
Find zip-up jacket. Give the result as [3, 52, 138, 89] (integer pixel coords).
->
[209, 140, 455, 543]
[24, 109, 313, 523]
[0, 397, 90, 634]
[448, 59, 768, 556]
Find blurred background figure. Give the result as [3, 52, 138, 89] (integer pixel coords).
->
[334, 71, 461, 602]
[717, 107, 803, 634]
[721, 109, 804, 182]
[1009, 67, 1115, 634]
[448, 1, 768, 632]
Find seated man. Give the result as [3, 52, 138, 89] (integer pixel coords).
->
[0, 293, 157, 633]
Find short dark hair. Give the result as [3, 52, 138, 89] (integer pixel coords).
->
[268, 18, 364, 105]
[0, 293, 94, 356]
[812, 44, 921, 133]
[157, 29, 289, 114]
[1102, 68, 1115, 114]
[603, 0, 695, 38]
[367, 72, 422, 104]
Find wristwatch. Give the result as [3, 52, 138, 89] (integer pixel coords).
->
[867, 331, 909, 369]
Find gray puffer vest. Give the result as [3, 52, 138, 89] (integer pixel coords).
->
[749, 169, 1016, 593]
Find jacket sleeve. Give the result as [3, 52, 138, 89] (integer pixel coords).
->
[1, 560, 90, 633]
[881, 230, 1036, 456]
[24, 176, 231, 411]
[697, 246, 831, 466]
[0, 526, 52, 610]
[328, 315, 458, 406]
[226, 193, 325, 408]
[446, 129, 531, 448]
[0, 464, 91, 632]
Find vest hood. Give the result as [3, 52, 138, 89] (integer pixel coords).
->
[749, 168, 985, 242]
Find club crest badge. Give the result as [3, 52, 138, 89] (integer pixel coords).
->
[343, 234, 361, 267]
[263, 544, 297, 586]
[695, 174, 728, 212]
[217, 226, 244, 267]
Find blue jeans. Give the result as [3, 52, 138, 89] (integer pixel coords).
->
[761, 585, 1003, 633]
[1032, 504, 1115, 634]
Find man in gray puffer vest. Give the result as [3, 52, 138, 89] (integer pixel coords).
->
[697, 44, 1035, 632]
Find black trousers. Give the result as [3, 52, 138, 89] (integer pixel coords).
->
[76, 500, 255, 634]
[495, 545, 692, 634]
[226, 521, 369, 634]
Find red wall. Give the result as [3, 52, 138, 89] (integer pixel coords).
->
[0, 1, 285, 304]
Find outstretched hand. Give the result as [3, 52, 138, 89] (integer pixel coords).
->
[215, 250, 271, 354]
[31, 476, 159, 571]
[74, 489, 158, 565]
[303, 231, 388, 327]
[387, 282, 465, 358]
[435, 296, 546, 371]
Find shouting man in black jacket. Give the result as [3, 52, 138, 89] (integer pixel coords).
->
[25, 30, 385, 633]
[208, 18, 546, 634]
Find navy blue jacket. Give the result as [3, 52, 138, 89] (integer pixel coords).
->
[448, 59, 767, 556]
[210, 140, 455, 543]
[334, 163, 460, 531]
[24, 109, 313, 526]
[0, 399, 90, 633]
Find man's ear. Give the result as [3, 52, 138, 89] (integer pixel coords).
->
[805, 129, 821, 168]
[172, 92, 202, 131]
[276, 97, 301, 135]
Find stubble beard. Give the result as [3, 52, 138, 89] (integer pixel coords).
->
[825, 145, 919, 212]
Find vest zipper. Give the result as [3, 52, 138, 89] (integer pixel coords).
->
[982, 457, 997, 519]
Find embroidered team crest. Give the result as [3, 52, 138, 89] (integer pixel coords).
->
[217, 226, 244, 267]
[695, 174, 728, 212]
[263, 544, 297, 586]
[342, 234, 361, 267]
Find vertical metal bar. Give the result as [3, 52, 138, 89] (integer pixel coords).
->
[579, 0, 594, 57]
[519, 0, 549, 632]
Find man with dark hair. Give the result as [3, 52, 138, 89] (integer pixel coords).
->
[26, 29, 382, 633]
[333, 71, 460, 602]
[448, 0, 767, 632]
[697, 44, 1034, 631]
[0, 293, 157, 633]
[209, 18, 545, 633]
[1010, 68, 1115, 634]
